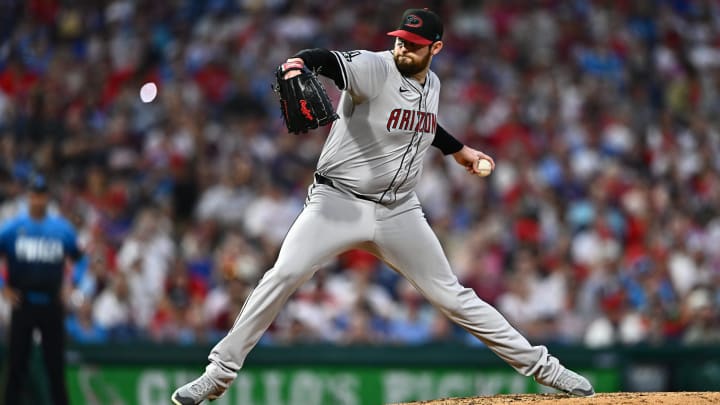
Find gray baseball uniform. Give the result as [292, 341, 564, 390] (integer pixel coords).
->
[208, 50, 564, 387]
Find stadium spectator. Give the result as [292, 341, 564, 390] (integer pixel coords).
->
[65, 299, 108, 344]
[92, 272, 135, 340]
[0, 1, 718, 349]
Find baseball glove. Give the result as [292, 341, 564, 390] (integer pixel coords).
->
[274, 62, 338, 135]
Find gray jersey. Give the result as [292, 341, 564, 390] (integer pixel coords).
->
[190, 49, 579, 404]
[316, 50, 440, 205]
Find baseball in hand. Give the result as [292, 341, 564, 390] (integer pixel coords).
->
[139, 82, 158, 103]
[474, 158, 493, 177]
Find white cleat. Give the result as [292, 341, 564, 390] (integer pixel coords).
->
[171, 372, 227, 405]
[547, 368, 596, 397]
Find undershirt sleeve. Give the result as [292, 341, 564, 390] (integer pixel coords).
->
[293, 48, 345, 89]
[432, 125, 464, 155]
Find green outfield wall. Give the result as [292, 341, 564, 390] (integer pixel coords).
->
[2, 343, 719, 405]
[65, 365, 618, 405]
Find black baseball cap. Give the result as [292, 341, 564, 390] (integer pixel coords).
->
[28, 174, 48, 193]
[387, 8, 443, 46]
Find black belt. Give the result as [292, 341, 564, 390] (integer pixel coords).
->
[314, 173, 378, 203]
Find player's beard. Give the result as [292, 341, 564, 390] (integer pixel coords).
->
[394, 50, 431, 77]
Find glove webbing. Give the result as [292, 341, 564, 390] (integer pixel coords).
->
[275, 66, 338, 134]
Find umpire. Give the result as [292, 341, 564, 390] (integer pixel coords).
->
[0, 174, 81, 405]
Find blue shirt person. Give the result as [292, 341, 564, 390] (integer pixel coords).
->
[0, 174, 81, 405]
[0, 210, 81, 303]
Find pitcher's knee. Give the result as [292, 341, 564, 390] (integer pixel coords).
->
[432, 288, 478, 318]
[432, 295, 464, 317]
[442, 301, 466, 317]
[266, 263, 311, 287]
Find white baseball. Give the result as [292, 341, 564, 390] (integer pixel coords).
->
[475, 158, 493, 177]
[139, 82, 158, 103]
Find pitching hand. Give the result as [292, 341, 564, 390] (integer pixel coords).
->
[452, 146, 495, 174]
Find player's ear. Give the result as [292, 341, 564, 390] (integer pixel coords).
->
[430, 41, 443, 56]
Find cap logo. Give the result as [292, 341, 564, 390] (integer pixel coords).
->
[404, 14, 423, 28]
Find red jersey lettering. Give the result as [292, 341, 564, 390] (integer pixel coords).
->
[385, 109, 437, 134]
[387, 108, 401, 131]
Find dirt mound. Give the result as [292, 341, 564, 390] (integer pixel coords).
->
[394, 392, 720, 404]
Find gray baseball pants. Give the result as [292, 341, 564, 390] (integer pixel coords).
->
[208, 183, 563, 385]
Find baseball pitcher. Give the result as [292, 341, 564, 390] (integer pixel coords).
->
[172, 8, 594, 405]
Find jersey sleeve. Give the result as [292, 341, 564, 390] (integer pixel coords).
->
[0, 220, 14, 287]
[62, 220, 82, 261]
[331, 50, 389, 101]
[0, 219, 16, 256]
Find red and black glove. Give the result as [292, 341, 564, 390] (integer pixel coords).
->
[273, 62, 338, 135]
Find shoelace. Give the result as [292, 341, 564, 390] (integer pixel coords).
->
[554, 370, 582, 391]
[188, 377, 217, 397]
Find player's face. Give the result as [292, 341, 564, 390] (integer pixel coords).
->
[393, 38, 433, 76]
[28, 190, 48, 215]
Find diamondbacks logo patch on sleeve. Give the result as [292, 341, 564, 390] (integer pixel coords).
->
[341, 51, 361, 62]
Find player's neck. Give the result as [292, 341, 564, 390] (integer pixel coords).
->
[29, 208, 46, 220]
[411, 61, 432, 85]
[411, 71, 427, 85]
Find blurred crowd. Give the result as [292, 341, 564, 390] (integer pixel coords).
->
[2, 0, 720, 349]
